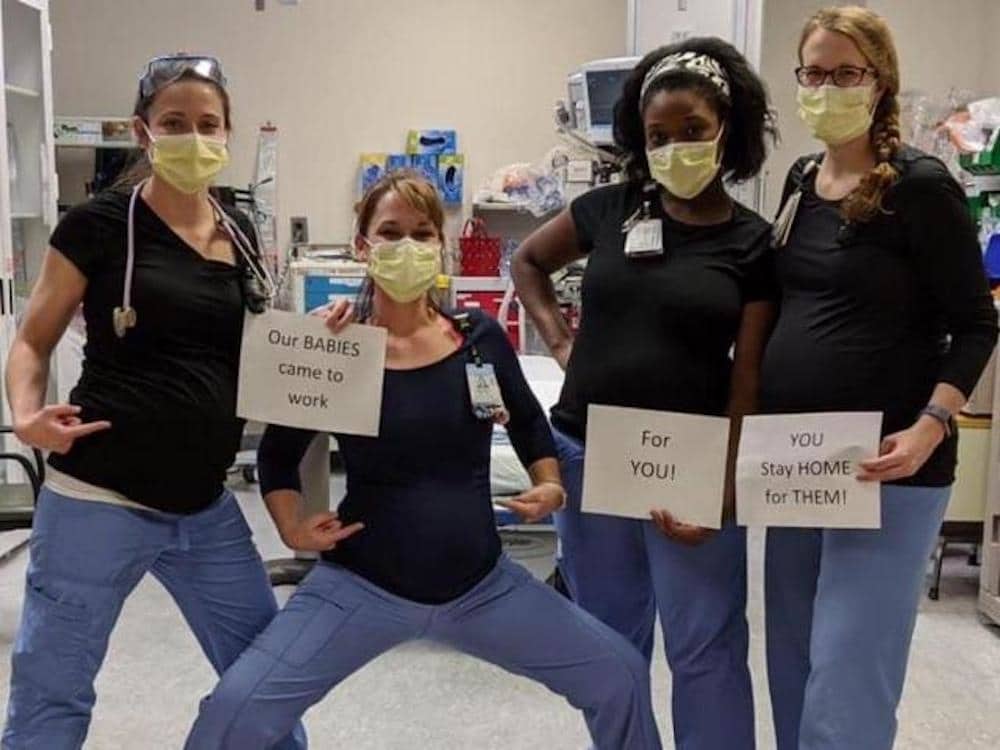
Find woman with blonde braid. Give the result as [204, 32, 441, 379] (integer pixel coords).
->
[761, 7, 997, 749]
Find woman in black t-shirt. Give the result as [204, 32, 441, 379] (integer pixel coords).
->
[513, 38, 777, 749]
[2, 56, 303, 750]
[762, 8, 996, 750]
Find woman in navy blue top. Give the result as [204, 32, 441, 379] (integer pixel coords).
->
[185, 173, 662, 750]
[257, 307, 554, 604]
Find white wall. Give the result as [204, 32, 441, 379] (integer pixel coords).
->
[630, 0, 737, 55]
[51, 1, 994, 234]
[868, 0, 996, 100]
[49, 0, 626, 247]
[759, 0, 996, 218]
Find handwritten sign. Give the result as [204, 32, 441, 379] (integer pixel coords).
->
[736, 412, 882, 528]
[237, 309, 387, 436]
[582, 404, 729, 528]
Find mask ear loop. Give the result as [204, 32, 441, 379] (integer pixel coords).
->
[351, 215, 373, 262]
[139, 121, 156, 155]
[712, 124, 726, 168]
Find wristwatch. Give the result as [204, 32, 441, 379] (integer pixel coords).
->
[919, 405, 954, 437]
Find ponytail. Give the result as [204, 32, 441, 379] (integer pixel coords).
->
[842, 93, 902, 222]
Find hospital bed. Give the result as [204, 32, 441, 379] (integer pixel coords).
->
[490, 355, 565, 530]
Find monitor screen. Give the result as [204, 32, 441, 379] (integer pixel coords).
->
[586, 68, 631, 127]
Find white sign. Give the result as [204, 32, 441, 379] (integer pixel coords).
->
[736, 412, 883, 529]
[582, 404, 730, 528]
[237, 309, 387, 436]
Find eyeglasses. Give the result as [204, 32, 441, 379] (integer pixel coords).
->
[138, 55, 227, 99]
[795, 65, 877, 88]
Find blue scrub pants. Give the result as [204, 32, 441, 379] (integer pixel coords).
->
[184, 555, 662, 750]
[553, 427, 755, 750]
[2, 487, 305, 750]
[765, 484, 950, 750]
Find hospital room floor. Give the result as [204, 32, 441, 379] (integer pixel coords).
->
[0, 473, 998, 749]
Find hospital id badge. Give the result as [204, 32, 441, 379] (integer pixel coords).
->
[624, 219, 664, 258]
[466, 363, 509, 424]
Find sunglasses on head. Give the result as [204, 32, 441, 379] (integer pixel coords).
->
[138, 55, 227, 100]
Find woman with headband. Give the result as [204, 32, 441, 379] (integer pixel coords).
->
[514, 38, 777, 749]
[2, 55, 304, 750]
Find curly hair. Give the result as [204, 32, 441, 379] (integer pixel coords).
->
[613, 36, 777, 184]
[800, 6, 902, 223]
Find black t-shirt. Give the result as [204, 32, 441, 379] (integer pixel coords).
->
[760, 147, 998, 486]
[48, 188, 257, 513]
[551, 181, 776, 439]
[257, 310, 556, 604]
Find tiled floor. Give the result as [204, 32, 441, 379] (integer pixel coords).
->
[0, 479, 998, 749]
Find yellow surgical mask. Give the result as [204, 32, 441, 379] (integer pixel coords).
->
[645, 128, 724, 200]
[797, 84, 875, 145]
[367, 237, 442, 303]
[144, 125, 230, 194]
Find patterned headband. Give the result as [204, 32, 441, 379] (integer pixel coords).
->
[640, 51, 731, 109]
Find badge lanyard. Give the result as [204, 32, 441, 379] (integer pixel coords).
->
[771, 159, 819, 249]
[114, 179, 277, 338]
[453, 314, 509, 424]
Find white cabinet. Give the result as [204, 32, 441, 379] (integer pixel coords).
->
[0, 0, 55, 468]
[628, 0, 763, 67]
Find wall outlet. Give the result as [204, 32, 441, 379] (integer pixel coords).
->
[567, 159, 594, 183]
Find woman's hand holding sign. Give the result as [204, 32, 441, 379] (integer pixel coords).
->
[856, 418, 944, 483]
[650, 509, 716, 546]
[314, 298, 354, 335]
[857, 385, 964, 483]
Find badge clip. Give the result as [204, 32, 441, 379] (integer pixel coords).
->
[624, 200, 663, 258]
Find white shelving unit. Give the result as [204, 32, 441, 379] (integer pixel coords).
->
[472, 201, 534, 214]
[0, 0, 55, 483]
[470, 202, 549, 259]
[53, 115, 135, 150]
[451, 276, 509, 293]
[464, 204, 554, 353]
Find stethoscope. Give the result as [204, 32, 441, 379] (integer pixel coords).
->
[114, 179, 276, 338]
